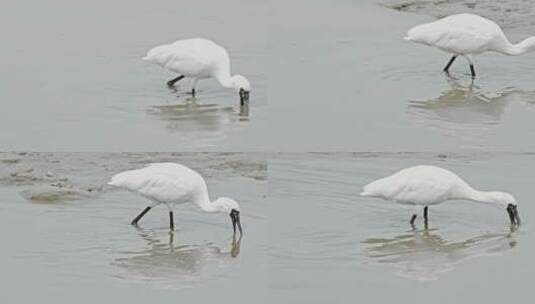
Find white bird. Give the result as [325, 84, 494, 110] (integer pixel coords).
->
[361, 165, 520, 227]
[143, 38, 251, 105]
[108, 162, 243, 236]
[405, 13, 535, 78]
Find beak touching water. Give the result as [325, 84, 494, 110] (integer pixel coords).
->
[239, 89, 250, 106]
[230, 209, 243, 236]
[506, 204, 521, 226]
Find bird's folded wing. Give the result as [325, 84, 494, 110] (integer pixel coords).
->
[428, 27, 493, 54]
[109, 168, 194, 202]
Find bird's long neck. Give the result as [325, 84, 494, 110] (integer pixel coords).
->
[500, 36, 535, 56]
[213, 58, 235, 89]
[192, 188, 219, 213]
[465, 188, 502, 206]
[214, 70, 235, 89]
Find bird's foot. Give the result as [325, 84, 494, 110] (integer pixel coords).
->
[409, 214, 417, 226]
[443, 70, 459, 80]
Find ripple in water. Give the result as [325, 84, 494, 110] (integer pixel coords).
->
[112, 228, 242, 289]
[146, 101, 250, 148]
[362, 227, 517, 281]
[407, 78, 535, 147]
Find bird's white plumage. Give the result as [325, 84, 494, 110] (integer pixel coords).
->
[405, 13, 535, 56]
[361, 165, 472, 205]
[361, 165, 516, 208]
[144, 38, 250, 92]
[108, 163, 207, 205]
[144, 38, 228, 79]
[108, 162, 243, 234]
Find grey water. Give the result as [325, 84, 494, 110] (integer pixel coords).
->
[0, 0, 268, 151]
[0, 153, 267, 302]
[2, 0, 535, 303]
[269, 152, 534, 303]
[2, 0, 535, 151]
[270, 0, 535, 151]
[0, 152, 534, 303]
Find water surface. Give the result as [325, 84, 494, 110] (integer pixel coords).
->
[0, 152, 267, 302]
[0, 0, 267, 151]
[2, 0, 535, 151]
[269, 153, 533, 303]
[269, 0, 535, 151]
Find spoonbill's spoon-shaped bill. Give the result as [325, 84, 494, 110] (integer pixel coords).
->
[405, 13, 535, 78]
[108, 162, 243, 236]
[143, 38, 251, 105]
[361, 165, 520, 227]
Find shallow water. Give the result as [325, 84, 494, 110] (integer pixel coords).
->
[2, 0, 535, 302]
[0, 0, 267, 151]
[0, 153, 267, 302]
[269, 0, 535, 151]
[269, 153, 534, 303]
[1, 152, 534, 302]
[2, 1, 535, 151]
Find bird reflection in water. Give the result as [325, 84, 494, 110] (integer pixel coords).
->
[409, 78, 506, 125]
[362, 226, 517, 281]
[407, 78, 535, 143]
[146, 98, 250, 134]
[112, 228, 242, 288]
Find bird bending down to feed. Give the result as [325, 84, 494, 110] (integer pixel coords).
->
[143, 38, 251, 105]
[361, 165, 520, 228]
[404, 13, 535, 78]
[108, 163, 243, 236]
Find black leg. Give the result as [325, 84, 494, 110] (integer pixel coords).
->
[167, 75, 184, 87]
[191, 88, 196, 97]
[131, 206, 152, 225]
[470, 64, 476, 78]
[423, 206, 429, 228]
[443, 56, 457, 73]
[169, 211, 174, 230]
[410, 214, 417, 225]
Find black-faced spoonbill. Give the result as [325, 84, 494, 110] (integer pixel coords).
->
[405, 13, 535, 78]
[143, 38, 251, 105]
[108, 163, 243, 236]
[361, 165, 520, 228]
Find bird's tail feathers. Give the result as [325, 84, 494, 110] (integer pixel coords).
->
[360, 190, 373, 197]
[360, 178, 388, 198]
[108, 170, 136, 188]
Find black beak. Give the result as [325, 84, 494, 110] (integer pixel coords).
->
[506, 204, 521, 226]
[230, 209, 243, 236]
[239, 89, 250, 106]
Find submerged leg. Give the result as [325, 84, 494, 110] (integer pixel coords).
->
[410, 214, 417, 225]
[462, 55, 476, 78]
[423, 206, 429, 228]
[190, 79, 198, 97]
[169, 211, 175, 230]
[470, 64, 476, 78]
[443, 56, 457, 73]
[131, 206, 152, 225]
[167, 75, 184, 87]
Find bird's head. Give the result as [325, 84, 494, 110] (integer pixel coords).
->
[492, 192, 521, 226]
[213, 197, 242, 236]
[231, 75, 250, 105]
